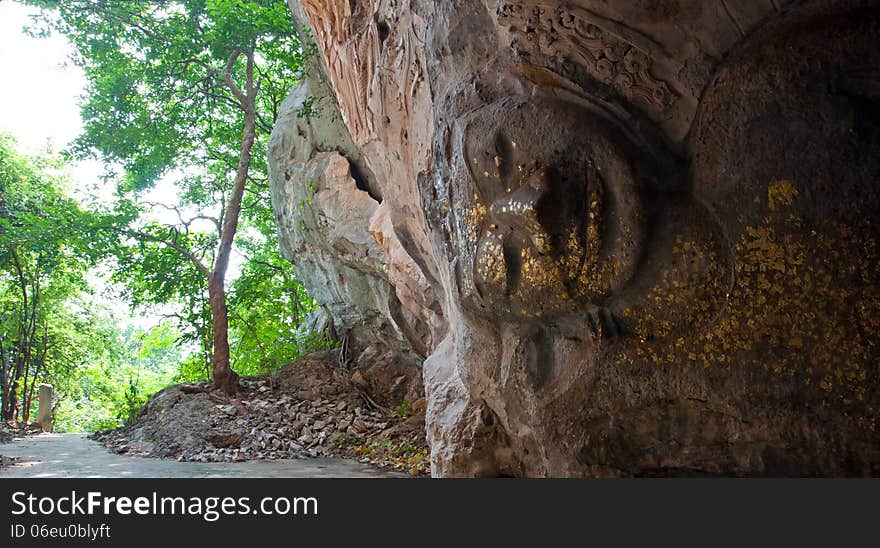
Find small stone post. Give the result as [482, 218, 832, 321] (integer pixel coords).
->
[36, 384, 56, 433]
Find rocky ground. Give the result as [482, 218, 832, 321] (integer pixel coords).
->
[0, 429, 8, 469]
[93, 351, 430, 475]
[0, 421, 39, 469]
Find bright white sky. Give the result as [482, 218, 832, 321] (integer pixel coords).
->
[0, 2, 160, 327]
[0, 3, 84, 152]
[0, 2, 243, 330]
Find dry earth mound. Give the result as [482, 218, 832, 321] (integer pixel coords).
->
[94, 351, 428, 475]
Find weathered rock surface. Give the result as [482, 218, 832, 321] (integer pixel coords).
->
[269, 75, 392, 349]
[274, 0, 880, 476]
[268, 69, 427, 405]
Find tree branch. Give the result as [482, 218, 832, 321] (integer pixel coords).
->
[221, 51, 247, 105]
[128, 229, 211, 278]
[140, 200, 222, 235]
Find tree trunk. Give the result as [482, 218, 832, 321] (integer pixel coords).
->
[209, 273, 239, 394]
[0, 341, 8, 420]
[209, 51, 257, 394]
[9, 251, 32, 421]
[6, 373, 20, 422]
[22, 332, 46, 424]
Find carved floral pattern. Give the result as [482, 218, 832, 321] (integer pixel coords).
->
[497, 2, 677, 111]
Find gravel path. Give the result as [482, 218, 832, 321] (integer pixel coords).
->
[0, 433, 405, 478]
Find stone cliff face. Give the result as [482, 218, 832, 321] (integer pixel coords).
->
[270, 0, 880, 476]
[268, 68, 427, 406]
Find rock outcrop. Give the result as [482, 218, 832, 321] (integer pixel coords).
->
[268, 66, 428, 407]
[271, 0, 880, 476]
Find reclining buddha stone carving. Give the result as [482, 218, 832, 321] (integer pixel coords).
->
[424, 0, 880, 475]
[284, 0, 880, 476]
[452, 94, 731, 341]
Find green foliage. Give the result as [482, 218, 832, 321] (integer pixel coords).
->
[173, 353, 212, 384]
[226, 228, 338, 377]
[24, 0, 322, 384]
[295, 95, 320, 119]
[2, 1, 337, 421]
[27, 0, 306, 191]
[109, 219, 213, 363]
[0, 135, 122, 423]
[54, 320, 186, 432]
[391, 400, 414, 419]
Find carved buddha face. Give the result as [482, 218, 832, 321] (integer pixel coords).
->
[454, 96, 644, 318]
[421, 0, 880, 477]
[449, 95, 730, 339]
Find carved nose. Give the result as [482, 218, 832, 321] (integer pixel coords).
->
[490, 168, 548, 239]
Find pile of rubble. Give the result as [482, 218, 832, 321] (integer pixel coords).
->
[93, 351, 429, 474]
[1, 420, 42, 440]
[0, 421, 36, 469]
[0, 426, 8, 467]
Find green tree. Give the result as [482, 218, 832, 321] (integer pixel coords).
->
[226, 222, 320, 377]
[29, 0, 309, 392]
[0, 134, 113, 421]
[53, 319, 186, 432]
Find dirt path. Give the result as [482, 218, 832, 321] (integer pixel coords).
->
[0, 433, 405, 478]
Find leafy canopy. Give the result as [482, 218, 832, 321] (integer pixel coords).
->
[24, 1, 328, 383]
[28, 0, 305, 191]
[0, 134, 126, 423]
